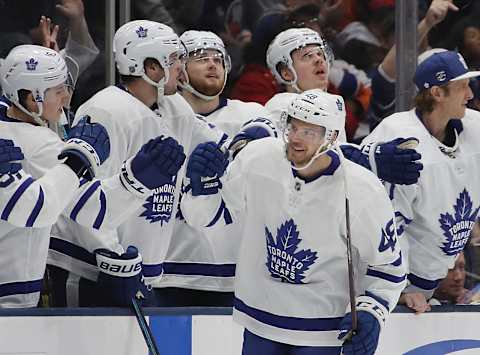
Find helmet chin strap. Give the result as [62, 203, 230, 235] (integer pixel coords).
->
[179, 72, 227, 101]
[142, 72, 167, 107]
[15, 100, 48, 127]
[289, 142, 331, 171]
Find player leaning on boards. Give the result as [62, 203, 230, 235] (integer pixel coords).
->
[181, 89, 405, 355]
[363, 50, 480, 313]
[47, 20, 224, 307]
[157, 30, 277, 306]
[0, 45, 185, 308]
[265, 27, 424, 187]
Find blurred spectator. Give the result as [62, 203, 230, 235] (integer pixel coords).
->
[134, 0, 205, 35]
[229, 12, 286, 104]
[431, 252, 469, 304]
[242, 0, 286, 31]
[368, 0, 458, 129]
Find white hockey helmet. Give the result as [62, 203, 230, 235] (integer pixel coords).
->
[179, 30, 232, 101]
[266, 28, 332, 92]
[113, 20, 181, 102]
[1, 44, 68, 126]
[282, 89, 345, 169]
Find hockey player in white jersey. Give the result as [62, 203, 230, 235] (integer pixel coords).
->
[362, 50, 480, 313]
[156, 30, 277, 306]
[0, 45, 186, 307]
[181, 89, 405, 355]
[47, 20, 225, 307]
[264, 27, 424, 187]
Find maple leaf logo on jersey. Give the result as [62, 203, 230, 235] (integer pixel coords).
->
[139, 181, 176, 225]
[439, 189, 480, 256]
[265, 219, 318, 284]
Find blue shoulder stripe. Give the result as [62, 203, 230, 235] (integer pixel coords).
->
[70, 180, 101, 222]
[26, 186, 44, 227]
[92, 190, 106, 229]
[1, 177, 34, 221]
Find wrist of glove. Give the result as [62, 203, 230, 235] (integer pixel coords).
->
[339, 144, 371, 170]
[362, 137, 423, 185]
[186, 142, 229, 196]
[120, 136, 186, 198]
[229, 118, 277, 159]
[95, 246, 150, 307]
[0, 139, 25, 175]
[58, 115, 111, 180]
[338, 296, 386, 355]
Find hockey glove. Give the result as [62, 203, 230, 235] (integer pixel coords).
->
[186, 141, 229, 196]
[341, 137, 423, 185]
[0, 139, 24, 174]
[95, 246, 151, 307]
[120, 136, 186, 198]
[58, 115, 110, 180]
[229, 118, 278, 159]
[338, 295, 387, 355]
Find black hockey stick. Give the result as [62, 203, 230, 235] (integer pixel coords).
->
[131, 297, 161, 355]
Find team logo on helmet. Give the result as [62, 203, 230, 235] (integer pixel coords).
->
[136, 26, 148, 38]
[25, 58, 38, 71]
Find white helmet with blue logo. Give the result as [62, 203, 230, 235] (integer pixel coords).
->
[179, 30, 231, 101]
[266, 27, 332, 92]
[282, 89, 345, 168]
[1, 44, 68, 126]
[113, 20, 181, 102]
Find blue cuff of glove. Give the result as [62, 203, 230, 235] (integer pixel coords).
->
[59, 138, 101, 180]
[361, 142, 382, 176]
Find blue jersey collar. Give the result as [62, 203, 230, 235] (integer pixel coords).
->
[292, 150, 340, 183]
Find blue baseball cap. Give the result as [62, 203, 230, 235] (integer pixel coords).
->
[414, 50, 480, 90]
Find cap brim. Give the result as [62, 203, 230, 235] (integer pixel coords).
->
[451, 71, 480, 82]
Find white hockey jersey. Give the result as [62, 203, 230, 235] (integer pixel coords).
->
[48, 86, 224, 284]
[0, 118, 145, 308]
[362, 109, 480, 295]
[181, 138, 405, 346]
[161, 98, 272, 292]
[265, 92, 347, 143]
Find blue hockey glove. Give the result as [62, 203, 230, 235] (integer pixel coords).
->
[95, 246, 151, 307]
[120, 136, 186, 197]
[0, 139, 24, 174]
[58, 115, 110, 180]
[341, 137, 423, 185]
[186, 141, 229, 196]
[229, 118, 277, 159]
[338, 311, 381, 355]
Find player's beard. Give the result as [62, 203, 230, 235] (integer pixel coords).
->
[189, 75, 224, 97]
[286, 145, 315, 167]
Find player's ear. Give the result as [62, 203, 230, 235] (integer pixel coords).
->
[430, 86, 444, 102]
[20, 90, 39, 113]
[279, 63, 294, 82]
[144, 58, 163, 81]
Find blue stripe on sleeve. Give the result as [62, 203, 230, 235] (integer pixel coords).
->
[26, 186, 44, 227]
[70, 180, 101, 222]
[92, 190, 106, 229]
[162, 262, 236, 277]
[206, 199, 227, 227]
[407, 273, 442, 291]
[0, 279, 42, 297]
[49, 237, 97, 266]
[234, 297, 342, 331]
[366, 268, 406, 283]
[142, 264, 164, 278]
[1, 177, 34, 221]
